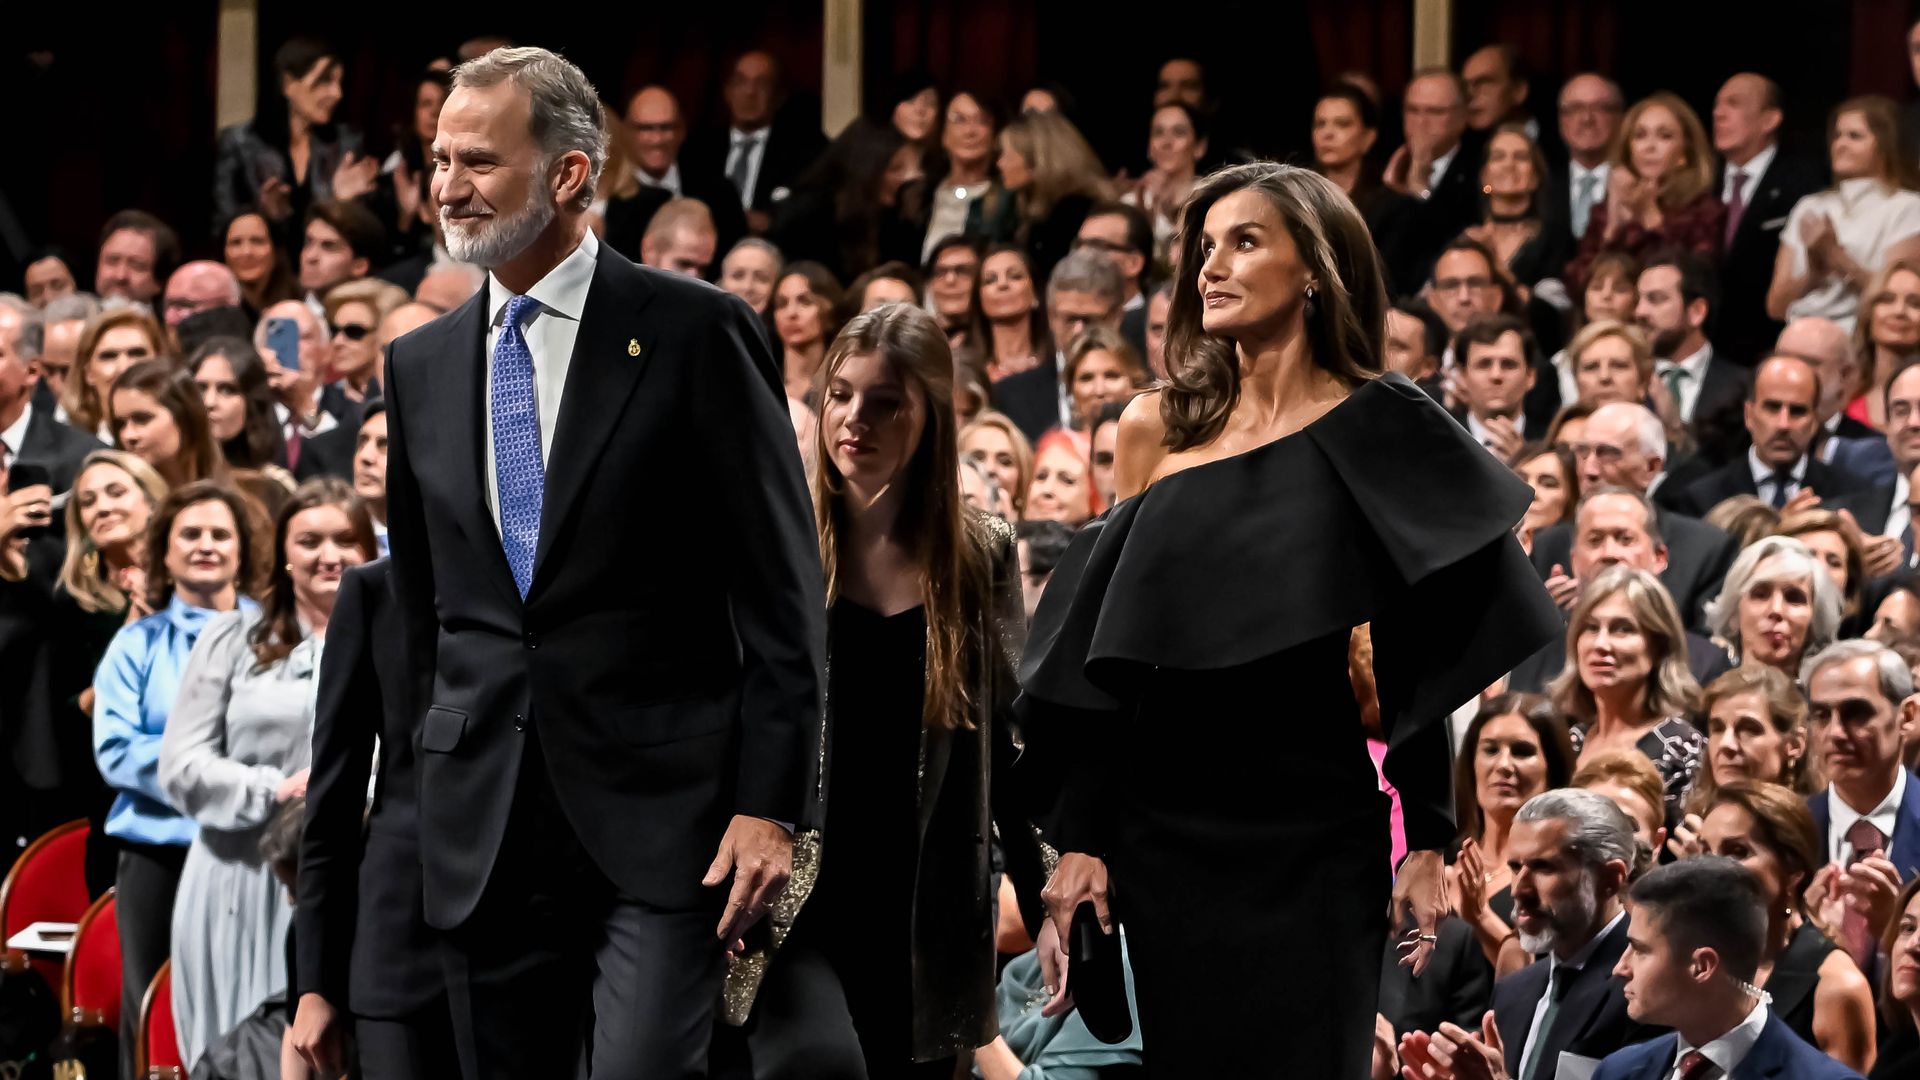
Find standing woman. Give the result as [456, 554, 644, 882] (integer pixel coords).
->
[741, 303, 1045, 1076]
[159, 478, 375, 1071]
[1124, 102, 1210, 265]
[212, 38, 371, 240]
[92, 481, 259, 1077]
[1021, 163, 1558, 1076]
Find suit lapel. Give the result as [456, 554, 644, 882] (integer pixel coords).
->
[1809, 791, 1832, 857]
[435, 294, 522, 608]
[1497, 964, 1545, 1073]
[529, 248, 657, 588]
[1892, 770, 1920, 881]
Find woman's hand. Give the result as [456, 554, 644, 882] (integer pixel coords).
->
[1032, 915, 1074, 1018]
[1041, 852, 1112, 946]
[394, 157, 424, 229]
[275, 768, 310, 803]
[1393, 849, 1447, 977]
[291, 992, 345, 1075]
[0, 485, 50, 581]
[1665, 812, 1706, 861]
[1450, 839, 1486, 924]
[258, 175, 293, 222]
[330, 152, 379, 203]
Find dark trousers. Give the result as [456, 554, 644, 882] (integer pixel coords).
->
[354, 1001, 460, 1080]
[441, 737, 726, 1080]
[116, 840, 187, 1080]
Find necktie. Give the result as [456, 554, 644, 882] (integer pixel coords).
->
[492, 294, 543, 598]
[1902, 518, 1915, 565]
[1660, 365, 1690, 416]
[1676, 1049, 1716, 1080]
[1723, 168, 1746, 249]
[1521, 966, 1574, 1080]
[1769, 468, 1795, 510]
[1573, 172, 1601, 238]
[1841, 818, 1889, 967]
[728, 132, 760, 203]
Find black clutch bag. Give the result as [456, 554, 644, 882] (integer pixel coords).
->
[1066, 902, 1131, 1044]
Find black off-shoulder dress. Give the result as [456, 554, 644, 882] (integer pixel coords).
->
[1019, 373, 1559, 1078]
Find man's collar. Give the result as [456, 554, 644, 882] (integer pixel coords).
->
[1553, 907, 1627, 970]
[0, 398, 33, 455]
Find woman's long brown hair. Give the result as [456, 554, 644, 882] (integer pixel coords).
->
[1160, 162, 1387, 451]
[249, 477, 375, 671]
[813, 303, 989, 730]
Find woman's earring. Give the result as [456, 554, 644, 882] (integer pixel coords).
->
[1304, 283, 1318, 317]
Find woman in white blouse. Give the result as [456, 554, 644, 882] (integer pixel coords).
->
[159, 478, 375, 1071]
[1769, 95, 1920, 332]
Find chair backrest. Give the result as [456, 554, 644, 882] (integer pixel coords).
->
[136, 959, 182, 1078]
[62, 890, 121, 1030]
[0, 820, 90, 987]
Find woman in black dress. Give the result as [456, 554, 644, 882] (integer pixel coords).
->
[1021, 162, 1559, 1077]
[736, 302, 1048, 1078]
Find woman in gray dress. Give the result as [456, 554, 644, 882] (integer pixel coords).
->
[160, 478, 376, 1070]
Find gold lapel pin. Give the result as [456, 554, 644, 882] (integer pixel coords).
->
[627, 338, 642, 357]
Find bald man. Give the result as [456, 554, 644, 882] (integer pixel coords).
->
[1778, 316, 1898, 487]
[603, 87, 746, 268]
[1713, 73, 1827, 367]
[1538, 74, 1623, 274]
[161, 261, 242, 328]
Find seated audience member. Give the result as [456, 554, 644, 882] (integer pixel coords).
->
[96, 209, 181, 305]
[1386, 69, 1482, 284]
[1013, 518, 1074, 621]
[1427, 238, 1508, 368]
[0, 299, 100, 494]
[1662, 354, 1874, 518]
[1088, 400, 1125, 509]
[843, 261, 924, 319]
[1024, 430, 1099, 528]
[1707, 536, 1843, 677]
[923, 235, 982, 341]
[1571, 750, 1669, 871]
[222, 210, 301, 321]
[1680, 667, 1814, 820]
[1829, 356, 1920, 556]
[972, 936, 1143, 1078]
[1688, 782, 1876, 1071]
[1311, 83, 1417, 294]
[1461, 44, 1532, 134]
[717, 237, 782, 316]
[1514, 442, 1578, 550]
[1706, 495, 1783, 552]
[1777, 507, 1895, 636]
[967, 109, 1108, 284]
[250, 301, 335, 472]
[292, 401, 391, 553]
[961, 412, 1035, 521]
[1565, 319, 1653, 410]
[1802, 639, 1920, 972]
[37, 292, 101, 410]
[1465, 123, 1559, 293]
[161, 261, 245, 331]
[1073, 201, 1154, 358]
[1770, 95, 1920, 332]
[971, 246, 1049, 383]
[1550, 564, 1705, 817]
[911, 90, 1000, 265]
[1865, 573, 1920, 642]
[1545, 400, 1596, 450]
[1059, 325, 1145, 436]
[993, 251, 1123, 444]
[1879, 875, 1920, 1077]
[1451, 312, 1539, 463]
[413, 263, 484, 312]
[766, 100, 923, 282]
[1637, 251, 1751, 435]
[639, 197, 719, 279]
[770, 262, 844, 401]
[318, 278, 407, 428]
[1775, 316, 1901, 491]
[299, 201, 386, 310]
[603, 85, 747, 263]
[1567, 93, 1725, 286]
[1386, 305, 1440, 385]
[189, 337, 290, 473]
[67, 307, 167, 441]
[111, 360, 230, 489]
[1853, 259, 1920, 428]
[1400, 789, 1655, 1079]
[1547, 251, 1640, 406]
[1597, 858, 1863, 1080]
[1123, 101, 1208, 265]
[23, 250, 78, 307]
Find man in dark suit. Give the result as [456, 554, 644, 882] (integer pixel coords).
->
[993, 251, 1124, 443]
[1540, 74, 1624, 275]
[687, 51, 828, 236]
[384, 48, 823, 1077]
[1387, 70, 1486, 286]
[1073, 203, 1154, 362]
[1661, 354, 1873, 518]
[1829, 358, 1920, 579]
[602, 86, 747, 270]
[1804, 641, 1920, 974]
[1638, 253, 1751, 436]
[1777, 316, 1900, 489]
[1596, 858, 1862, 1080]
[1711, 75, 1827, 369]
[0, 301, 100, 494]
[291, 560, 453, 1078]
[1399, 789, 1659, 1080]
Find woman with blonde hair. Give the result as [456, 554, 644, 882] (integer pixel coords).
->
[1550, 564, 1704, 816]
[970, 110, 1110, 283]
[1564, 318, 1654, 409]
[959, 411, 1035, 520]
[1850, 257, 1920, 427]
[1707, 536, 1844, 677]
[67, 307, 167, 440]
[1775, 507, 1877, 631]
[1567, 92, 1724, 286]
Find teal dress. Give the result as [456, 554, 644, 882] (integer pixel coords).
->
[980, 939, 1143, 1079]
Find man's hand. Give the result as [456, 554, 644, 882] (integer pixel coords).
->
[1782, 486, 1822, 517]
[1841, 509, 1905, 577]
[703, 815, 792, 953]
[1481, 417, 1524, 466]
[1041, 852, 1112, 946]
[1838, 852, 1903, 939]
[1544, 564, 1580, 611]
[291, 992, 346, 1074]
[1393, 850, 1446, 977]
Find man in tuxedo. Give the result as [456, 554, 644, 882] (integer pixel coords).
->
[1388, 70, 1484, 283]
[1541, 74, 1624, 267]
[1804, 640, 1920, 971]
[0, 299, 99, 493]
[993, 251, 1123, 442]
[1712, 74, 1827, 369]
[292, 560, 454, 1079]
[689, 51, 827, 236]
[1073, 203, 1153, 360]
[1661, 354, 1873, 518]
[1595, 858, 1861, 1080]
[384, 48, 823, 1077]
[1779, 316, 1899, 488]
[602, 86, 747, 268]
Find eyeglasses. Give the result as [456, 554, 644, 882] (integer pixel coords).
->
[1074, 237, 1135, 256]
[1433, 276, 1495, 294]
[329, 323, 372, 341]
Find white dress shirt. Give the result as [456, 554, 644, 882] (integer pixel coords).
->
[1517, 910, 1627, 1077]
[1568, 160, 1611, 239]
[1723, 144, 1777, 210]
[1425, 142, 1460, 198]
[1783, 178, 1920, 331]
[726, 127, 770, 209]
[1668, 999, 1769, 1080]
[481, 227, 600, 529]
[1657, 344, 1714, 423]
[1465, 410, 1526, 452]
[1827, 767, 1908, 865]
[0, 403, 32, 472]
[1747, 447, 1809, 506]
[1886, 471, 1913, 546]
[636, 162, 682, 195]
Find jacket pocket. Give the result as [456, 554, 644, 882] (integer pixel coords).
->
[420, 706, 468, 753]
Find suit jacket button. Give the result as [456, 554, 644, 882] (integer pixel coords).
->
[513, 714, 526, 731]
[524, 633, 539, 649]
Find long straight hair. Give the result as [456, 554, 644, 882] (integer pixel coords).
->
[249, 478, 375, 671]
[58, 450, 169, 614]
[111, 360, 228, 485]
[813, 303, 988, 731]
[189, 337, 285, 470]
[1160, 162, 1387, 451]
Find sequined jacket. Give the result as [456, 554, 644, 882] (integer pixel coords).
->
[724, 511, 1052, 1060]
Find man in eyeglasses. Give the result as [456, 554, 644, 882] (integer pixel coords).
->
[160, 262, 243, 330]
[1074, 203, 1155, 360]
[992, 251, 1123, 443]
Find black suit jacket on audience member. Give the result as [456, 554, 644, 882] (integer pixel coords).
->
[600, 169, 751, 276]
[1493, 917, 1662, 1076]
[295, 560, 443, 1019]
[1528, 510, 1738, 635]
[1403, 131, 1489, 287]
[993, 360, 1063, 445]
[1120, 304, 1148, 365]
[292, 422, 355, 482]
[1715, 152, 1827, 368]
[12, 406, 102, 494]
[1685, 354, 1753, 436]
[1660, 456, 1872, 520]
[687, 117, 829, 219]
[384, 241, 824, 929]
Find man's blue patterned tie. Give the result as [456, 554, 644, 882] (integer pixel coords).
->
[492, 293, 543, 598]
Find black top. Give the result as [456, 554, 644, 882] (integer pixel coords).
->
[1873, 1024, 1920, 1080]
[1568, 717, 1706, 821]
[1766, 920, 1838, 1052]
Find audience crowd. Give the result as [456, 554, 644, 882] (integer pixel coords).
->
[12, 22, 1920, 1080]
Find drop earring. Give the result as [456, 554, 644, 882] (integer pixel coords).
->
[1304, 283, 1318, 318]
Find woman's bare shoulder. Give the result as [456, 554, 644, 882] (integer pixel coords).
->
[1115, 391, 1170, 501]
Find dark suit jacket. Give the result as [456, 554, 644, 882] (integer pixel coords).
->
[292, 421, 354, 482]
[294, 560, 441, 1017]
[1828, 482, 1900, 537]
[993, 359, 1063, 445]
[1528, 509, 1739, 634]
[1120, 303, 1148, 365]
[1494, 916, 1664, 1076]
[1592, 1012, 1863, 1080]
[1687, 353, 1753, 436]
[1661, 455, 1872, 519]
[11, 405, 102, 494]
[383, 241, 825, 928]
[600, 167, 751, 278]
[1715, 152, 1828, 369]
[1403, 131, 1489, 288]
[1809, 770, 1920, 882]
[687, 118, 828, 217]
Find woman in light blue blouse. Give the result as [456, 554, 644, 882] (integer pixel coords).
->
[93, 480, 260, 1075]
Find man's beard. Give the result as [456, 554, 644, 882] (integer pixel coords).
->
[1649, 324, 1687, 359]
[441, 191, 556, 268]
[1515, 873, 1599, 957]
